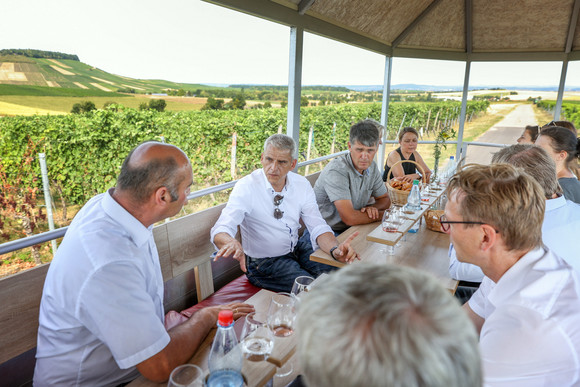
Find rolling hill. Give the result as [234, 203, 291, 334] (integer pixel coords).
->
[0, 51, 214, 96]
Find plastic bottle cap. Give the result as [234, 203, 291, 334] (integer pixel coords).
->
[217, 310, 234, 326]
[450, 156, 454, 160]
[413, 180, 419, 184]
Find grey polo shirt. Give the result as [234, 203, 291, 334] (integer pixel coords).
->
[314, 153, 388, 232]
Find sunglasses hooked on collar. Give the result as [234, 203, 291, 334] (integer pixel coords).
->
[273, 194, 284, 219]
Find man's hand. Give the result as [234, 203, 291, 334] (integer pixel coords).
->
[332, 232, 361, 264]
[214, 236, 246, 272]
[202, 302, 255, 322]
[360, 206, 379, 220]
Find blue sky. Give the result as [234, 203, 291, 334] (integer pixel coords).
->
[2, 0, 579, 87]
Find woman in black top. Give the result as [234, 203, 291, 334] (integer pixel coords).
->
[382, 127, 432, 183]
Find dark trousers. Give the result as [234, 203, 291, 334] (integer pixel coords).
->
[245, 230, 337, 293]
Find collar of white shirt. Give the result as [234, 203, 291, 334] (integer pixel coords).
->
[103, 188, 153, 248]
[546, 194, 566, 212]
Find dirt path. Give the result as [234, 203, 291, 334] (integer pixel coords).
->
[464, 103, 538, 165]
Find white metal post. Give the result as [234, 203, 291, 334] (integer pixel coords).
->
[378, 56, 393, 172]
[39, 153, 58, 254]
[287, 26, 304, 165]
[456, 60, 471, 162]
[554, 59, 568, 120]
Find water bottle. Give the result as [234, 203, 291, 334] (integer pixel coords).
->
[447, 156, 457, 179]
[207, 310, 244, 387]
[406, 180, 421, 212]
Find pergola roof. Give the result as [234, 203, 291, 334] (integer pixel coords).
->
[207, 0, 580, 62]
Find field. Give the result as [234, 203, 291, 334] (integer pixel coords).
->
[0, 95, 206, 114]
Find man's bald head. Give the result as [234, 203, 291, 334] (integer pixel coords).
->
[116, 142, 191, 204]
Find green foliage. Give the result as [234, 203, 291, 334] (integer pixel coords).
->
[148, 99, 166, 112]
[0, 49, 79, 61]
[202, 97, 225, 110]
[537, 100, 580, 128]
[0, 101, 488, 206]
[71, 101, 96, 114]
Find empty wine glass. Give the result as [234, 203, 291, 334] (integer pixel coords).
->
[291, 276, 314, 298]
[240, 311, 274, 363]
[168, 364, 204, 387]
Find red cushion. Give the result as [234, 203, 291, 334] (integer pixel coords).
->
[180, 275, 261, 319]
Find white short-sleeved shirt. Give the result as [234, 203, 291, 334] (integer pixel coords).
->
[468, 247, 580, 386]
[449, 196, 580, 281]
[34, 190, 170, 387]
[211, 169, 332, 258]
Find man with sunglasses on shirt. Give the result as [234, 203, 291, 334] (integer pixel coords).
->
[442, 163, 580, 386]
[211, 134, 360, 293]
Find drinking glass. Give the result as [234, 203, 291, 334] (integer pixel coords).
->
[268, 292, 297, 377]
[268, 292, 296, 338]
[168, 364, 204, 387]
[382, 209, 398, 233]
[240, 311, 274, 362]
[291, 276, 314, 298]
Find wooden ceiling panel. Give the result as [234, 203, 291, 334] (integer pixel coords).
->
[305, 0, 435, 44]
[472, 0, 572, 52]
[399, 0, 465, 50]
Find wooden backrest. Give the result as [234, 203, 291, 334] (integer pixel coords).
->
[153, 203, 226, 302]
[305, 171, 321, 187]
[0, 263, 49, 364]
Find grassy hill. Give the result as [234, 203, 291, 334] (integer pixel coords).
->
[0, 54, 214, 96]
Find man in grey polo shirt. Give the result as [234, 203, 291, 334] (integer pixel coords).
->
[313, 120, 391, 233]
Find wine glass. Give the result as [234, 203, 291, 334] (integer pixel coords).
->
[168, 364, 204, 387]
[268, 292, 297, 377]
[382, 209, 398, 233]
[381, 210, 398, 255]
[291, 276, 314, 298]
[240, 311, 274, 362]
[268, 292, 296, 337]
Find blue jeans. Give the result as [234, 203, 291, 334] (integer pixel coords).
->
[245, 230, 337, 293]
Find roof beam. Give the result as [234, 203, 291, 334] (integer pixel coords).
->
[392, 0, 443, 48]
[298, 0, 315, 15]
[204, 0, 393, 56]
[465, 0, 472, 54]
[565, 0, 580, 53]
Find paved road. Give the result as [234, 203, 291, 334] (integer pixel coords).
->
[464, 103, 538, 165]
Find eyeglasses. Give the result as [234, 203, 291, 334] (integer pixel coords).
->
[545, 120, 558, 127]
[273, 194, 284, 219]
[439, 214, 485, 232]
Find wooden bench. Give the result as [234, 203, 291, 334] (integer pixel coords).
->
[0, 171, 322, 386]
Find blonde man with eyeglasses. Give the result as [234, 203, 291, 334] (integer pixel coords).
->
[443, 163, 580, 386]
[211, 134, 359, 293]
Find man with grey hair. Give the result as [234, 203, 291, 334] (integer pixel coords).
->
[297, 264, 482, 387]
[211, 134, 359, 293]
[449, 144, 580, 284]
[314, 120, 390, 233]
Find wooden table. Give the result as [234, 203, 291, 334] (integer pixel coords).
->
[128, 289, 296, 387]
[310, 221, 457, 293]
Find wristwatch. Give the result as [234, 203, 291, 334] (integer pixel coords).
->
[329, 246, 338, 260]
